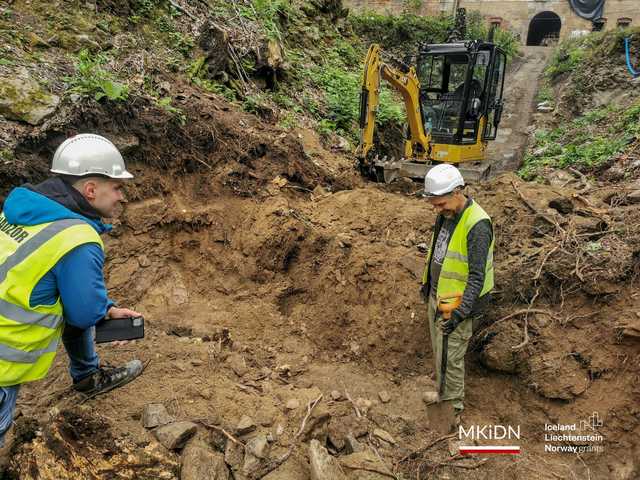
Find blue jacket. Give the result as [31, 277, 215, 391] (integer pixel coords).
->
[2, 187, 114, 329]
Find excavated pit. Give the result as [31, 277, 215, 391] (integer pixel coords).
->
[2, 86, 639, 480]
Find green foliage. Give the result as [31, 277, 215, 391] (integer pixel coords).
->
[519, 103, 640, 179]
[535, 81, 554, 105]
[0, 148, 14, 161]
[187, 56, 237, 101]
[157, 96, 187, 125]
[466, 11, 519, 59]
[65, 49, 128, 102]
[129, 0, 162, 23]
[277, 111, 297, 130]
[350, 9, 519, 59]
[242, 91, 270, 115]
[232, 0, 297, 41]
[545, 38, 587, 79]
[313, 64, 403, 140]
[349, 10, 451, 49]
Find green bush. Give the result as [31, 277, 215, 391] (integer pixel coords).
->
[65, 49, 128, 102]
[231, 0, 298, 41]
[349, 10, 451, 49]
[545, 38, 587, 79]
[314, 65, 404, 140]
[466, 11, 519, 59]
[350, 10, 519, 59]
[519, 103, 640, 179]
[157, 96, 187, 125]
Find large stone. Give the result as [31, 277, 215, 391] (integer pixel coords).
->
[227, 353, 249, 377]
[154, 421, 198, 450]
[181, 440, 230, 480]
[0, 68, 60, 125]
[344, 435, 363, 454]
[224, 439, 245, 470]
[236, 415, 256, 435]
[242, 434, 270, 475]
[143, 403, 174, 429]
[340, 451, 392, 479]
[309, 439, 347, 480]
[372, 428, 395, 445]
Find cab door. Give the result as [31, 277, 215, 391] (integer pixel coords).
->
[483, 48, 507, 141]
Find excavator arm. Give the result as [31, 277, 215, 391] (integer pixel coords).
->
[356, 44, 431, 164]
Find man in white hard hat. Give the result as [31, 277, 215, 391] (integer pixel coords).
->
[420, 164, 494, 418]
[0, 134, 144, 447]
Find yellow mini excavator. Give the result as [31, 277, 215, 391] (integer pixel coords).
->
[355, 38, 507, 183]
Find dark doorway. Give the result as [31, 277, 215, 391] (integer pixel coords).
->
[527, 11, 562, 46]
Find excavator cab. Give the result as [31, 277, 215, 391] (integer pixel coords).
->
[417, 40, 507, 169]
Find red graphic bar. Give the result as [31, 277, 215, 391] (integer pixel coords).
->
[459, 446, 521, 455]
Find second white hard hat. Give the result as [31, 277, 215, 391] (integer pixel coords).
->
[51, 133, 133, 179]
[423, 164, 464, 197]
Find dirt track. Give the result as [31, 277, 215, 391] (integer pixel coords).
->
[489, 46, 550, 173]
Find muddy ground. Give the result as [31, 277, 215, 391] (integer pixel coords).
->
[0, 69, 639, 480]
[1, 1, 640, 476]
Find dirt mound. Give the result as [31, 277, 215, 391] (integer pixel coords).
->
[3, 89, 639, 478]
[7, 407, 178, 479]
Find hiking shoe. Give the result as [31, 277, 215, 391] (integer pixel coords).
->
[73, 360, 144, 396]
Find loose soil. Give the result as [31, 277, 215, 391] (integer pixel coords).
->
[1, 7, 640, 479]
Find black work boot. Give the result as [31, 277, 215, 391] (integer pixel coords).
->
[73, 360, 144, 396]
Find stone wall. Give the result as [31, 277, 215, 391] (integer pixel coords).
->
[344, 0, 640, 43]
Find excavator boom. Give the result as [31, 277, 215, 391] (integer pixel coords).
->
[356, 44, 431, 178]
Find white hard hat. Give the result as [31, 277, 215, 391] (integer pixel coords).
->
[51, 133, 133, 179]
[423, 164, 464, 197]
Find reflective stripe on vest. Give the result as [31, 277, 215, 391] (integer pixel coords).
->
[0, 213, 103, 386]
[0, 336, 59, 363]
[422, 201, 494, 299]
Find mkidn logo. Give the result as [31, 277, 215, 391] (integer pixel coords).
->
[458, 424, 521, 455]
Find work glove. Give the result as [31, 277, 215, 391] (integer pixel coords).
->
[441, 310, 464, 335]
[419, 284, 429, 303]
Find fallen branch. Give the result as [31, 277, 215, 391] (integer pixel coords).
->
[395, 433, 455, 465]
[568, 167, 591, 193]
[344, 390, 362, 418]
[295, 394, 323, 439]
[248, 394, 323, 479]
[168, 0, 197, 20]
[534, 246, 559, 280]
[511, 180, 565, 234]
[196, 420, 244, 446]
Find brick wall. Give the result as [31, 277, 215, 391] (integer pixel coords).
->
[344, 0, 640, 42]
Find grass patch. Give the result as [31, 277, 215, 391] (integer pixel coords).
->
[65, 49, 128, 102]
[519, 102, 640, 179]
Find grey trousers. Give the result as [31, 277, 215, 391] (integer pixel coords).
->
[427, 295, 473, 411]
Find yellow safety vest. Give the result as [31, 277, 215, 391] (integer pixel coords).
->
[0, 213, 103, 386]
[422, 200, 494, 299]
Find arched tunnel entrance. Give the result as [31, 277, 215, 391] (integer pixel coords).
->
[527, 11, 562, 46]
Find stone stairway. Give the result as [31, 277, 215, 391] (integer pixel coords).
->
[489, 46, 552, 173]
